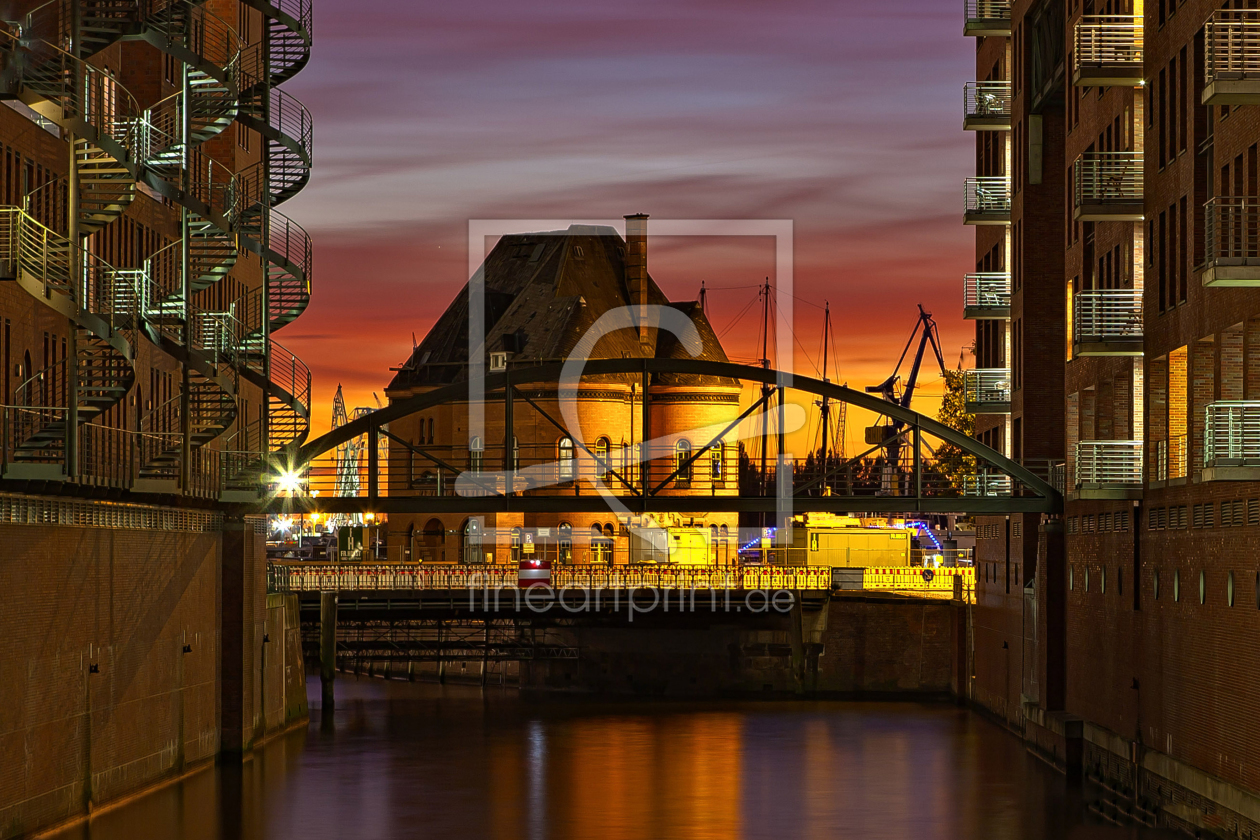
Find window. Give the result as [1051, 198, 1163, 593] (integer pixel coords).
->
[1199, 570, 1206, 604]
[511, 527, 522, 562]
[462, 518, 483, 564]
[710, 525, 719, 559]
[559, 523, 573, 562]
[1069, 565, 1074, 591]
[469, 436, 484, 473]
[675, 439, 692, 484]
[711, 443, 724, 481]
[1154, 569, 1160, 599]
[427, 418, 434, 444]
[719, 524, 729, 564]
[595, 437, 610, 478]
[1174, 569, 1181, 602]
[591, 524, 612, 564]
[237, 122, 251, 152]
[512, 436, 520, 472]
[1101, 566, 1107, 594]
[558, 437, 575, 480]
[1228, 571, 1235, 607]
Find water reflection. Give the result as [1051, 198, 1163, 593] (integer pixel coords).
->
[51, 676, 1176, 840]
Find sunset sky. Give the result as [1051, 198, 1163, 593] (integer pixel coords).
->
[278, 0, 978, 445]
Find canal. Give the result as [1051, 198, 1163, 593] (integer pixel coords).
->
[50, 678, 1176, 840]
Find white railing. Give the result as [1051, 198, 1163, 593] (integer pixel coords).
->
[964, 272, 1011, 312]
[965, 177, 1011, 217]
[1074, 289, 1142, 343]
[1074, 151, 1142, 207]
[1205, 11, 1260, 84]
[1075, 440, 1142, 487]
[1205, 402, 1260, 465]
[963, 368, 1011, 406]
[964, 81, 1012, 122]
[962, 474, 1012, 497]
[1074, 15, 1143, 70]
[1205, 197, 1260, 265]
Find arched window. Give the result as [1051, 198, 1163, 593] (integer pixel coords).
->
[595, 437, 611, 478]
[463, 518, 483, 564]
[591, 523, 611, 564]
[421, 518, 445, 563]
[710, 525, 719, 560]
[719, 524, 730, 564]
[675, 439, 692, 484]
[469, 436, 484, 473]
[511, 526, 522, 563]
[428, 418, 435, 444]
[711, 443, 724, 481]
[558, 437, 575, 480]
[559, 522, 573, 562]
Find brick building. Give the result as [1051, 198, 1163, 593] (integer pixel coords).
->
[967, 0, 1260, 830]
[385, 216, 745, 567]
[0, 2, 314, 834]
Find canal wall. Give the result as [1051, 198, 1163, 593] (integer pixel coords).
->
[0, 505, 307, 840]
[518, 593, 966, 697]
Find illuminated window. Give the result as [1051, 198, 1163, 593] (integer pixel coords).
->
[676, 439, 692, 483]
[595, 437, 611, 477]
[558, 437, 575, 480]
[711, 443, 724, 481]
[469, 436, 484, 473]
[559, 522, 572, 562]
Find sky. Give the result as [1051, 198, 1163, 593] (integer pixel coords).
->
[277, 0, 978, 446]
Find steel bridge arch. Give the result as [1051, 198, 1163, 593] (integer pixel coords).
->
[284, 358, 1061, 515]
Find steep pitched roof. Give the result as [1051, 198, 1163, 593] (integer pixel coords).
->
[387, 225, 738, 392]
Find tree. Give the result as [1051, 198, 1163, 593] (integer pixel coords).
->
[934, 367, 978, 492]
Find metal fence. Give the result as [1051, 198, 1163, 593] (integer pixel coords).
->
[964, 0, 1011, 26]
[1205, 402, 1260, 465]
[962, 474, 1012, 497]
[1205, 11, 1260, 84]
[1074, 15, 1143, 69]
[964, 272, 1011, 312]
[964, 81, 1012, 121]
[1205, 197, 1260, 265]
[1075, 440, 1142, 488]
[964, 176, 1011, 216]
[1073, 289, 1142, 343]
[1074, 151, 1143, 207]
[963, 368, 1011, 405]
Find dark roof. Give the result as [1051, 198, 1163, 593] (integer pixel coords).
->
[387, 225, 738, 392]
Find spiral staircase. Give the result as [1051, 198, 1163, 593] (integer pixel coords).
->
[0, 0, 314, 495]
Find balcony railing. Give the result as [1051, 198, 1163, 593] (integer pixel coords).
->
[1073, 289, 1143, 355]
[962, 474, 1012, 497]
[1075, 440, 1142, 496]
[1204, 403, 1260, 479]
[1074, 15, 1143, 86]
[964, 81, 1012, 130]
[964, 176, 1011, 224]
[1074, 151, 1143, 221]
[963, 368, 1011, 413]
[964, 0, 1011, 36]
[963, 272, 1011, 319]
[1202, 197, 1260, 286]
[1151, 434, 1188, 482]
[1204, 11, 1260, 105]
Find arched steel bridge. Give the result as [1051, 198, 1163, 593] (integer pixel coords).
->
[272, 358, 1062, 516]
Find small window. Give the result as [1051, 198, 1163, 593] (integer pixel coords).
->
[558, 437, 575, 481]
[1199, 570, 1206, 605]
[1069, 565, 1074, 591]
[469, 436, 484, 473]
[711, 443, 724, 481]
[572, 245, 585, 259]
[1101, 566, 1107, 594]
[1228, 571, 1235, 607]
[675, 439, 693, 483]
[1174, 569, 1180, 602]
[1085, 567, 1090, 592]
[559, 523, 573, 562]
[1154, 569, 1160, 600]
[595, 437, 611, 477]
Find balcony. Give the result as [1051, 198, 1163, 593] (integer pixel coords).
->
[962, 474, 1012, 497]
[1073, 16, 1143, 87]
[1073, 151, 1143, 221]
[1202, 198, 1260, 286]
[1203, 402, 1260, 480]
[964, 176, 1011, 225]
[964, 0, 1011, 36]
[964, 81, 1012, 130]
[963, 273, 1011, 319]
[1072, 289, 1143, 356]
[1203, 11, 1260, 105]
[963, 368, 1011, 413]
[1074, 440, 1142, 500]
[1151, 434, 1188, 483]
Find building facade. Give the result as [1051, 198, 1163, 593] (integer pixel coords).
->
[0, 2, 314, 834]
[967, 0, 1260, 830]
[385, 217, 745, 567]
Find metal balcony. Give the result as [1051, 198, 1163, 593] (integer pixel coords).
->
[964, 0, 1011, 36]
[1074, 152, 1143, 221]
[964, 176, 1011, 225]
[1073, 16, 1143, 86]
[963, 368, 1011, 413]
[1151, 435, 1188, 483]
[1203, 402, 1260, 480]
[1202, 197, 1260, 286]
[1203, 11, 1260, 105]
[1073, 289, 1143, 356]
[1074, 440, 1142, 500]
[963, 273, 1011, 319]
[964, 81, 1012, 130]
[962, 474, 1012, 497]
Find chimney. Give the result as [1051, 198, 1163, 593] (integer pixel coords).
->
[624, 213, 649, 350]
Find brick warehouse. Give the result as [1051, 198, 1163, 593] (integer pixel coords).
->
[384, 216, 745, 568]
[0, 2, 313, 835]
[967, 0, 1260, 832]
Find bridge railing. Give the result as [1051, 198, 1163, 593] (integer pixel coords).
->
[267, 562, 975, 600]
